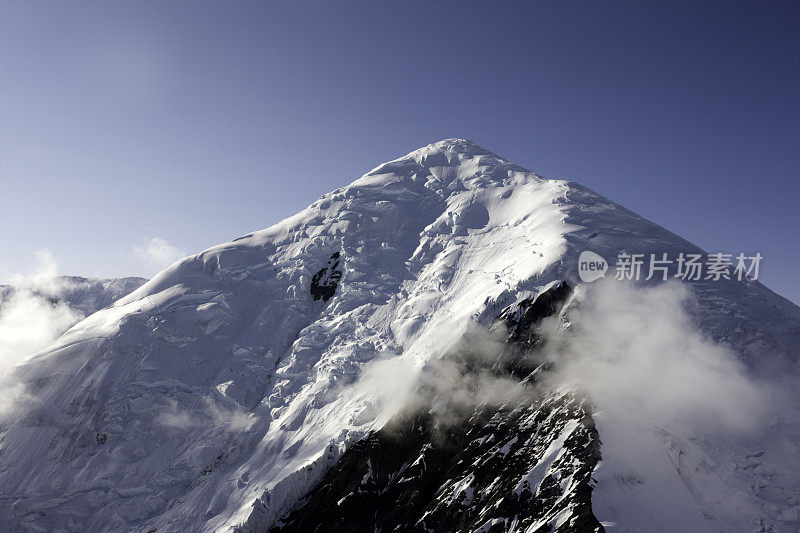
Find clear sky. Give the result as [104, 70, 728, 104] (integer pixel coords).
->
[1, 1, 798, 303]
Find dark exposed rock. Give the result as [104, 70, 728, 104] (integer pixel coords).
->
[493, 281, 572, 348]
[487, 281, 573, 380]
[310, 252, 343, 302]
[273, 397, 600, 533]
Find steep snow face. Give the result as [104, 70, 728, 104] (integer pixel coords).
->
[0, 139, 798, 532]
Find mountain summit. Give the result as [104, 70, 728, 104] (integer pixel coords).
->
[1, 140, 799, 532]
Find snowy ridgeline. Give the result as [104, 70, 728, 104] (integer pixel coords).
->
[0, 140, 799, 532]
[0, 275, 148, 316]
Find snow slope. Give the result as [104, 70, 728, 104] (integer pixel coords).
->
[0, 139, 798, 532]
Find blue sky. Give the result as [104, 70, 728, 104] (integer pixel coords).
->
[1, 1, 798, 303]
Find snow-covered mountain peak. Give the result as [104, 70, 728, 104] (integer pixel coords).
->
[2, 142, 799, 532]
[404, 138, 494, 162]
[359, 138, 537, 191]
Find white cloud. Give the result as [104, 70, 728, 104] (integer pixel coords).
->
[540, 279, 768, 433]
[345, 326, 533, 428]
[0, 250, 83, 416]
[9, 249, 59, 289]
[130, 237, 186, 273]
[347, 278, 773, 438]
[535, 277, 797, 530]
[156, 397, 255, 433]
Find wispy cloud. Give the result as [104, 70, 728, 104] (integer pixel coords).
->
[9, 249, 59, 288]
[345, 325, 533, 428]
[347, 277, 776, 444]
[535, 279, 797, 528]
[0, 249, 83, 416]
[156, 397, 255, 433]
[129, 237, 186, 273]
[540, 279, 768, 433]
